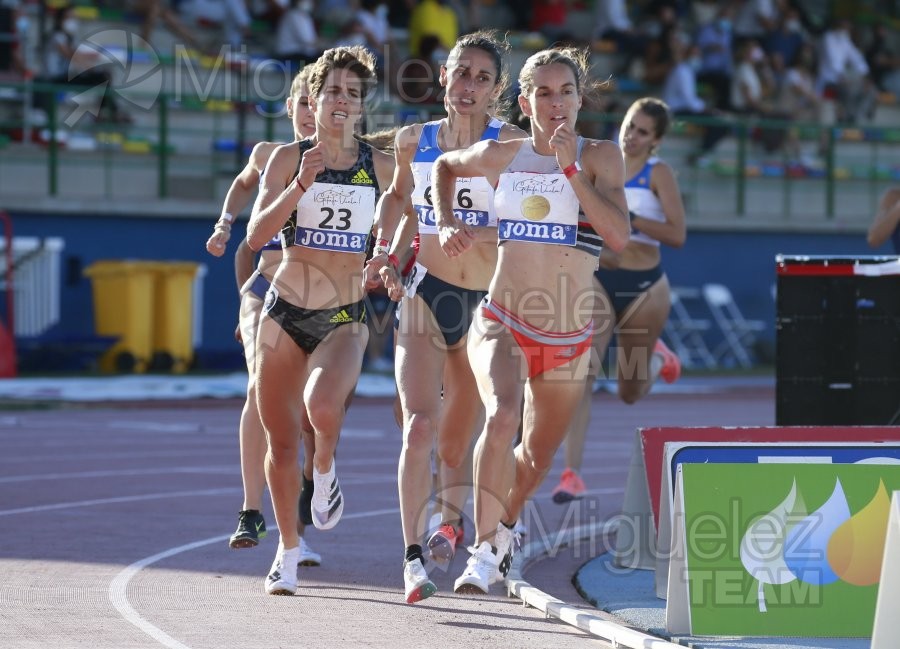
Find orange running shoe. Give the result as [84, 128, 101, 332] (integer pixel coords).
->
[551, 468, 586, 504]
[654, 339, 681, 384]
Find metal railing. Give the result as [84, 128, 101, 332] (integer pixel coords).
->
[0, 79, 897, 225]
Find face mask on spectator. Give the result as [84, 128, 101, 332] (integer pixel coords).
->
[718, 18, 731, 32]
[786, 19, 801, 32]
[688, 56, 702, 71]
[375, 4, 388, 19]
[63, 18, 79, 34]
[298, 0, 313, 12]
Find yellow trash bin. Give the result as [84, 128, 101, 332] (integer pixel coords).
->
[150, 262, 200, 374]
[83, 260, 159, 373]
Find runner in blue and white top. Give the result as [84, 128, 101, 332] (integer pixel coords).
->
[867, 186, 900, 254]
[246, 46, 395, 597]
[554, 97, 688, 505]
[366, 31, 526, 605]
[431, 47, 630, 596]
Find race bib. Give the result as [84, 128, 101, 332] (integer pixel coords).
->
[294, 181, 377, 253]
[495, 172, 579, 246]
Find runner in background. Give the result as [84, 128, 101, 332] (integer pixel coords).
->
[553, 97, 684, 504]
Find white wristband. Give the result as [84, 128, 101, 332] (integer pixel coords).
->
[220, 213, 234, 224]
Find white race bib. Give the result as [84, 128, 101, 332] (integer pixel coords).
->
[495, 172, 579, 246]
[294, 181, 377, 253]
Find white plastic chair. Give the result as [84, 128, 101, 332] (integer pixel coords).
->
[663, 288, 717, 369]
[702, 283, 767, 368]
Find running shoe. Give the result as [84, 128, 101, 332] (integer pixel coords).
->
[654, 339, 682, 384]
[297, 537, 321, 567]
[403, 557, 437, 604]
[494, 523, 515, 582]
[265, 546, 299, 596]
[453, 541, 499, 595]
[299, 474, 314, 526]
[513, 518, 527, 537]
[311, 461, 344, 530]
[551, 468, 586, 504]
[229, 509, 267, 548]
[427, 522, 463, 563]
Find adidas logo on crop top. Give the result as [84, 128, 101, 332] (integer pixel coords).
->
[494, 137, 603, 257]
[280, 139, 380, 254]
[410, 118, 504, 235]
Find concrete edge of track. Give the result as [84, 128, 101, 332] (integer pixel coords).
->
[504, 521, 685, 649]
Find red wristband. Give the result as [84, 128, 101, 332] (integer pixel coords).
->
[563, 161, 581, 179]
[295, 176, 307, 193]
[387, 253, 400, 272]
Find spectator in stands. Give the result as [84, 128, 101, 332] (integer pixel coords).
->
[178, 0, 253, 50]
[639, 3, 680, 86]
[731, 39, 790, 153]
[396, 33, 443, 105]
[867, 186, 900, 253]
[274, 0, 321, 71]
[817, 18, 877, 125]
[354, 0, 397, 91]
[774, 41, 822, 163]
[764, 6, 806, 72]
[661, 32, 729, 164]
[592, 0, 645, 76]
[695, 6, 735, 110]
[408, 0, 457, 60]
[130, 0, 206, 53]
[730, 39, 775, 114]
[38, 4, 130, 123]
[731, 0, 777, 50]
[531, 0, 569, 43]
[249, 0, 289, 32]
[0, 0, 25, 77]
[865, 24, 900, 98]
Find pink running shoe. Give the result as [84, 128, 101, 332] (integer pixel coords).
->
[427, 523, 462, 563]
[551, 468, 586, 504]
[654, 339, 681, 384]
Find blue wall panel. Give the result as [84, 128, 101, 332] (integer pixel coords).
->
[10, 209, 890, 371]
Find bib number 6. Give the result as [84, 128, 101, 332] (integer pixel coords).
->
[424, 186, 473, 209]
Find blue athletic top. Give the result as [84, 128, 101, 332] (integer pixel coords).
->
[624, 157, 666, 247]
[410, 118, 504, 235]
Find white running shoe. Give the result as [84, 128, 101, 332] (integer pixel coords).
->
[311, 461, 344, 530]
[454, 541, 499, 594]
[403, 557, 437, 604]
[513, 517, 527, 537]
[297, 537, 321, 567]
[494, 523, 516, 583]
[265, 545, 299, 595]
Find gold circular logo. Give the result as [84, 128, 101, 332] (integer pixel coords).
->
[520, 195, 550, 221]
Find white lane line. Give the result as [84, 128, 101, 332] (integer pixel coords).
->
[2, 477, 396, 517]
[0, 467, 235, 483]
[109, 507, 400, 649]
[0, 488, 242, 516]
